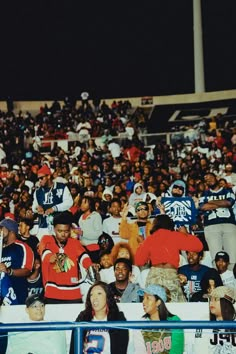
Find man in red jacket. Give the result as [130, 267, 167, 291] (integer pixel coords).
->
[39, 211, 93, 303]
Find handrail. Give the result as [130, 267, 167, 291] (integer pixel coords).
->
[0, 320, 235, 354]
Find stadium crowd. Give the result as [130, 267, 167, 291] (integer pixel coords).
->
[0, 97, 236, 353]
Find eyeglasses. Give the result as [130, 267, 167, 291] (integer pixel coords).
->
[38, 175, 47, 180]
[136, 207, 148, 212]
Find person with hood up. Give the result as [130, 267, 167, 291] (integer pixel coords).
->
[161, 179, 197, 232]
[101, 188, 113, 218]
[128, 182, 146, 208]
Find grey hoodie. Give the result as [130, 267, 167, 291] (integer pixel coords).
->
[166, 179, 186, 197]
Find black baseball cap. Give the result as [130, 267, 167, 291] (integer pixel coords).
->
[25, 294, 45, 308]
[215, 251, 230, 263]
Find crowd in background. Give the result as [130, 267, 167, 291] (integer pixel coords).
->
[0, 97, 236, 353]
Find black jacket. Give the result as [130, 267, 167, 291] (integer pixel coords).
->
[70, 311, 129, 354]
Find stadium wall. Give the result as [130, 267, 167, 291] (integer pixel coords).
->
[0, 302, 209, 323]
[0, 302, 209, 353]
[1, 89, 236, 113]
[2, 302, 236, 353]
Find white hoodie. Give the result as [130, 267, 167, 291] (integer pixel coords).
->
[128, 183, 146, 207]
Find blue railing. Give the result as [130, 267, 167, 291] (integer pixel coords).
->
[0, 320, 236, 354]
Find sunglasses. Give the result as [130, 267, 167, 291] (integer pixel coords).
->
[38, 175, 47, 180]
[137, 207, 148, 212]
[99, 239, 109, 244]
[173, 185, 184, 191]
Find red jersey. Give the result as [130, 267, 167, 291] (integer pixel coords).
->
[39, 235, 92, 300]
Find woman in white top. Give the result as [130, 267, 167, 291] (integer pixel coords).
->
[192, 286, 236, 354]
[70, 281, 145, 354]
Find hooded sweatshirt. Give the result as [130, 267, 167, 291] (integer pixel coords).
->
[128, 183, 146, 207]
[166, 180, 186, 197]
[161, 180, 197, 229]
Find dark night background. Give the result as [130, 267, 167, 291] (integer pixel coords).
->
[1, 1, 236, 100]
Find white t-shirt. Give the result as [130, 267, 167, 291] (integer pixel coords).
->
[102, 216, 123, 244]
[108, 142, 121, 158]
[76, 121, 91, 133]
[84, 317, 147, 354]
[189, 327, 236, 354]
[130, 265, 142, 285]
[220, 270, 236, 289]
[84, 316, 111, 354]
[100, 267, 116, 284]
[6, 321, 67, 354]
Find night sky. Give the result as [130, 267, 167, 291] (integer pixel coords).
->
[1, 1, 236, 100]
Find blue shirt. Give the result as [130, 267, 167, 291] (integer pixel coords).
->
[2, 242, 33, 304]
[0, 273, 18, 305]
[199, 187, 236, 226]
[178, 264, 209, 300]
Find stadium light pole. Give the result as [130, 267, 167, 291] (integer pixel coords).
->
[193, 0, 205, 93]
